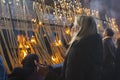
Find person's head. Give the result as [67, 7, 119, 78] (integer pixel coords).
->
[117, 38, 120, 48]
[21, 54, 39, 68]
[104, 28, 114, 37]
[76, 15, 98, 38]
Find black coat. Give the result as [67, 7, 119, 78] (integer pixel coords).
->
[61, 33, 103, 80]
[103, 37, 116, 65]
[102, 37, 116, 80]
[115, 47, 120, 80]
[116, 47, 120, 64]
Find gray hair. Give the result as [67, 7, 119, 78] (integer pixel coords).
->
[76, 16, 98, 40]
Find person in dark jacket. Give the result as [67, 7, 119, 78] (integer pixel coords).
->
[102, 28, 116, 80]
[115, 38, 120, 80]
[61, 16, 103, 80]
[9, 54, 46, 80]
[116, 38, 120, 65]
[0, 55, 7, 80]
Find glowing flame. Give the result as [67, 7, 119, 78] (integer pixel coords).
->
[31, 36, 37, 44]
[65, 28, 70, 34]
[25, 45, 30, 48]
[19, 43, 23, 48]
[38, 21, 42, 26]
[19, 50, 28, 59]
[51, 56, 56, 61]
[51, 56, 58, 63]
[23, 51, 27, 58]
[55, 40, 62, 46]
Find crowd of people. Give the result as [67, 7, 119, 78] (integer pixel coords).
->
[1, 15, 120, 80]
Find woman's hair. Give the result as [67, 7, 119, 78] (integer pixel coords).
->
[69, 15, 98, 44]
[76, 15, 98, 39]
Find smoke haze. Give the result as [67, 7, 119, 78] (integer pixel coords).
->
[86, 0, 120, 26]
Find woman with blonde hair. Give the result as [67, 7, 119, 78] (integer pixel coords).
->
[69, 15, 97, 44]
[60, 15, 103, 80]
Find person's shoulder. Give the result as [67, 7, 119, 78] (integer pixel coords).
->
[90, 33, 102, 39]
[71, 39, 80, 47]
[82, 33, 102, 42]
[103, 36, 112, 42]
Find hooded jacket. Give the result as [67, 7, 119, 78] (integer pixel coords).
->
[61, 33, 103, 80]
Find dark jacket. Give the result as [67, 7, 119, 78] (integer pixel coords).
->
[8, 54, 42, 80]
[116, 46, 120, 64]
[0, 56, 7, 80]
[102, 37, 116, 80]
[8, 67, 45, 80]
[61, 33, 103, 80]
[115, 46, 120, 80]
[103, 37, 116, 65]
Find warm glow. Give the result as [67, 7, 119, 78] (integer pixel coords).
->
[43, 34, 47, 37]
[17, 35, 25, 43]
[31, 18, 36, 23]
[25, 45, 30, 48]
[19, 43, 23, 48]
[65, 28, 70, 34]
[17, 35, 30, 61]
[51, 56, 56, 61]
[97, 24, 100, 28]
[76, 8, 82, 14]
[31, 36, 37, 44]
[19, 50, 28, 60]
[23, 51, 27, 58]
[68, 17, 72, 21]
[59, 16, 62, 19]
[110, 18, 119, 33]
[55, 40, 62, 46]
[31, 39, 36, 43]
[17, 35, 21, 42]
[38, 21, 42, 26]
[96, 11, 99, 17]
[51, 56, 58, 63]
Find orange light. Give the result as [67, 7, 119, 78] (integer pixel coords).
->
[25, 45, 30, 48]
[51, 56, 56, 61]
[19, 43, 23, 48]
[38, 21, 42, 26]
[23, 51, 27, 58]
[55, 40, 62, 46]
[20, 50, 28, 59]
[31, 36, 37, 44]
[65, 28, 70, 34]
[51, 56, 58, 63]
